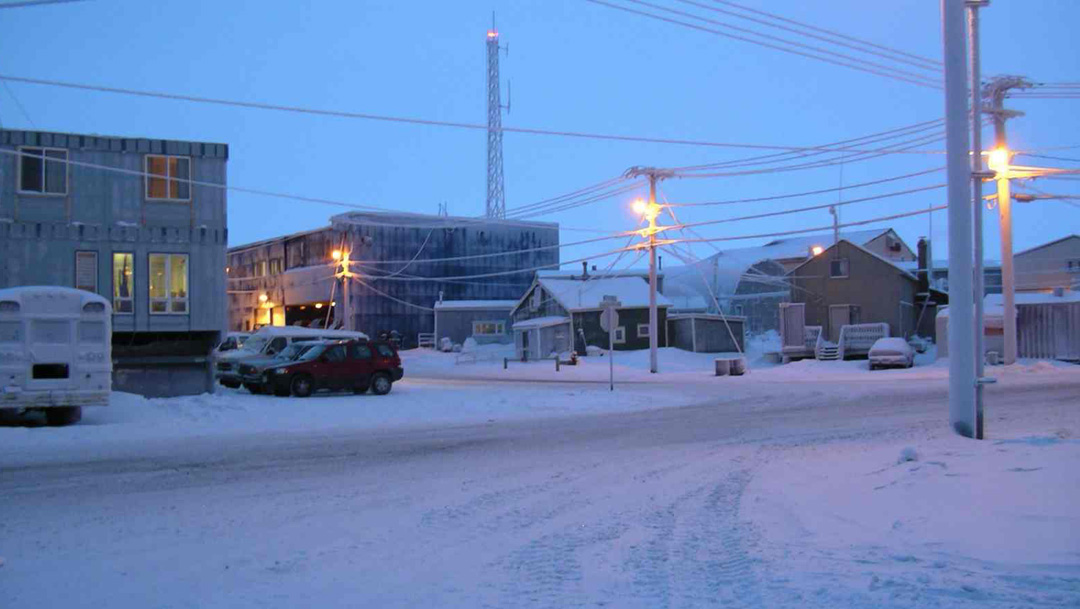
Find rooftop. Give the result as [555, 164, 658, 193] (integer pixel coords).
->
[538, 276, 673, 310]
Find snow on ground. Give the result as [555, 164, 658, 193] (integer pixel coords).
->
[746, 407, 1080, 606]
[1, 346, 1078, 608]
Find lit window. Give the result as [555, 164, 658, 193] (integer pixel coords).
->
[19, 147, 68, 195]
[473, 321, 506, 336]
[112, 253, 134, 314]
[830, 258, 850, 278]
[145, 155, 191, 200]
[149, 253, 189, 314]
[637, 323, 650, 338]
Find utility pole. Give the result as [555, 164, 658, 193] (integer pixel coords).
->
[968, 0, 991, 439]
[333, 248, 355, 331]
[942, 0, 976, 438]
[984, 75, 1032, 365]
[625, 166, 673, 374]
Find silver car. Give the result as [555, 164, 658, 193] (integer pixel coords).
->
[868, 337, 915, 370]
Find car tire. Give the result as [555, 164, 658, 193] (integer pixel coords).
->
[290, 374, 314, 398]
[45, 406, 82, 426]
[371, 373, 392, 396]
[243, 383, 263, 395]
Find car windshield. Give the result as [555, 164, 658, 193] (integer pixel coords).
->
[296, 344, 327, 361]
[275, 343, 308, 360]
[290, 343, 320, 360]
[241, 336, 269, 353]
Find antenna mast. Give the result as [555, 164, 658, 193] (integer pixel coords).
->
[486, 12, 507, 219]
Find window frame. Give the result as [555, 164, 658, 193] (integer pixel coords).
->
[472, 320, 506, 336]
[614, 326, 626, 344]
[144, 154, 192, 202]
[112, 252, 135, 315]
[829, 257, 850, 279]
[17, 146, 69, 196]
[637, 323, 650, 338]
[74, 250, 98, 293]
[148, 252, 190, 315]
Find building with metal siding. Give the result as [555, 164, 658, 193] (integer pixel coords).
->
[227, 212, 559, 348]
[787, 240, 944, 343]
[0, 128, 229, 396]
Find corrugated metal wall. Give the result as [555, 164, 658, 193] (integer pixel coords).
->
[1017, 302, 1080, 360]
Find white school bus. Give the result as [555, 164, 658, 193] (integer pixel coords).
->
[0, 286, 112, 425]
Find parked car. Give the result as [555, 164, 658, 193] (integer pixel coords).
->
[260, 339, 403, 397]
[868, 337, 915, 370]
[214, 332, 250, 355]
[237, 341, 324, 394]
[215, 326, 368, 389]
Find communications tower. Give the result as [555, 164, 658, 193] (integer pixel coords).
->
[486, 17, 507, 219]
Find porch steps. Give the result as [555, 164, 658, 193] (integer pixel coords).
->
[817, 343, 841, 361]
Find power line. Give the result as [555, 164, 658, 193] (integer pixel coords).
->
[0, 147, 611, 235]
[0, 74, 947, 154]
[669, 204, 948, 246]
[657, 183, 946, 235]
[671, 118, 946, 174]
[0, 0, 88, 8]
[704, 0, 942, 69]
[583, 0, 942, 89]
[622, 0, 941, 85]
[674, 0, 940, 74]
[666, 167, 945, 207]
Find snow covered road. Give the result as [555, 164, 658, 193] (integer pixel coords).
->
[2, 369, 1078, 608]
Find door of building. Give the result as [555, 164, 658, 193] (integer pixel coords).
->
[829, 305, 851, 343]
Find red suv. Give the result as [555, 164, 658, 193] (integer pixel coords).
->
[260, 339, 403, 397]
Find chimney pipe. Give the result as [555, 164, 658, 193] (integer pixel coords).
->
[582, 261, 588, 278]
[917, 237, 929, 292]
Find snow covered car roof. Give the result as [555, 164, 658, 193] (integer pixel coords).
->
[869, 337, 913, 355]
[248, 326, 369, 340]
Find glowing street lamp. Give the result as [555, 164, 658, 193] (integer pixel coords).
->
[987, 147, 1010, 175]
[258, 293, 268, 303]
[331, 250, 342, 261]
[811, 245, 824, 256]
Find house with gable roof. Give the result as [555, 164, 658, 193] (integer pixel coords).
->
[664, 228, 916, 334]
[786, 238, 946, 345]
[509, 272, 673, 360]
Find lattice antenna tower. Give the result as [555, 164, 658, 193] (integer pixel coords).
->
[486, 12, 509, 219]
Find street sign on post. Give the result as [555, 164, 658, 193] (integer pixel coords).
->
[600, 295, 621, 391]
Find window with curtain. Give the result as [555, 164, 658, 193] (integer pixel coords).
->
[145, 155, 192, 200]
[149, 253, 189, 314]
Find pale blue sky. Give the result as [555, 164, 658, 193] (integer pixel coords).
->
[1, 0, 1077, 267]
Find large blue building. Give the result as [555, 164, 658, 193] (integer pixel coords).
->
[227, 211, 559, 348]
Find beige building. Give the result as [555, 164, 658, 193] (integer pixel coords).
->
[1013, 234, 1080, 294]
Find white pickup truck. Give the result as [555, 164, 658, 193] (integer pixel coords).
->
[0, 286, 112, 425]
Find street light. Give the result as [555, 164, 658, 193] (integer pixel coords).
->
[811, 245, 824, 256]
[987, 147, 1010, 175]
[331, 250, 342, 261]
[258, 293, 268, 303]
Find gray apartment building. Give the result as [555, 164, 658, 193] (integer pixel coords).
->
[227, 211, 559, 348]
[0, 129, 228, 396]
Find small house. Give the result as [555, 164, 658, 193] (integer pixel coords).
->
[509, 274, 672, 360]
[433, 299, 515, 348]
[786, 239, 946, 345]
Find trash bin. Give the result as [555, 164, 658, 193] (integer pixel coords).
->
[714, 359, 731, 376]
